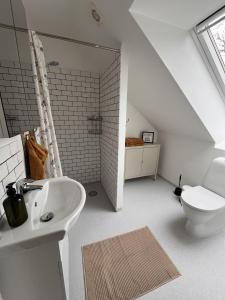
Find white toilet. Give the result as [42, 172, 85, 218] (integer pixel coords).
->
[181, 157, 225, 237]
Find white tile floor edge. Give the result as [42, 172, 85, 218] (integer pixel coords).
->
[69, 177, 225, 300]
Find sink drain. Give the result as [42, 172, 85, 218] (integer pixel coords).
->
[40, 212, 54, 222]
[88, 190, 98, 197]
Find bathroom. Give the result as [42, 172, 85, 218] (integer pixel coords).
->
[1, 0, 225, 299]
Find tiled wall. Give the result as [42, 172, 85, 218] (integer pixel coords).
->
[0, 135, 26, 214]
[0, 60, 39, 136]
[1, 61, 101, 184]
[1, 59, 121, 195]
[47, 66, 101, 183]
[100, 56, 120, 208]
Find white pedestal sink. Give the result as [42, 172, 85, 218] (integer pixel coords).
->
[0, 176, 86, 300]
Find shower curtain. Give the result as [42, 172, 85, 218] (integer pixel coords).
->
[29, 30, 63, 178]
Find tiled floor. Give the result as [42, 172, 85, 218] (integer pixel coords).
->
[69, 177, 225, 300]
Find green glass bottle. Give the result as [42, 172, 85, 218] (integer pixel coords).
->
[3, 182, 28, 228]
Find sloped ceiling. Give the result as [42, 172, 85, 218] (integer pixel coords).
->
[21, 0, 220, 141]
[131, 0, 225, 30]
[130, 0, 225, 143]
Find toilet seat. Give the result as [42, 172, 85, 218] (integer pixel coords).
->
[181, 186, 225, 212]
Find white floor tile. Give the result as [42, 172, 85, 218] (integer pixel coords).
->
[69, 177, 225, 300]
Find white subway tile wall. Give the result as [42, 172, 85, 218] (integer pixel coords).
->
[0, 135, 26, 214]
[47, 66, 101, 184]
[0, 60, 40, 136]
[1, 60, 101, 184]
[100, 56, 120, 208]
[1, 58, 121, 197]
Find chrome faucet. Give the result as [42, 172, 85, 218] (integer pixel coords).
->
[16, 179, 43, 195]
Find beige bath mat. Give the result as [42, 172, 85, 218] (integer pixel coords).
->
[82, 227, 180, 300]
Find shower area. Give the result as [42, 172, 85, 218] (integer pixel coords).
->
[42, 37, 121, 206]
[0, 0, 122, 208]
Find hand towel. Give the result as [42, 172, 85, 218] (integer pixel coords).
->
[26, 136, 48, 180]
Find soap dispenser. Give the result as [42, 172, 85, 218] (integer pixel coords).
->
[3, 182, 28, 228]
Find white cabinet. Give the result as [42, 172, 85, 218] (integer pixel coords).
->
[124, 144, 160, 180]
[124, 147, 143, 179]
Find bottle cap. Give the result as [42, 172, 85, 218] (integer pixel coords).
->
[6, 182, 16, 196]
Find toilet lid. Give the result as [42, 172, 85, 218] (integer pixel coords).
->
[181, 186, 225, 212]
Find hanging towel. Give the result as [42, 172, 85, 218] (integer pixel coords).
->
[26, 136, 48, 180]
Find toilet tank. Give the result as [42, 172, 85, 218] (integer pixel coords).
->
[203, 157, 225, 198]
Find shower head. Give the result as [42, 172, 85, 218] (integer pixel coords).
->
[47, 61, 59, 66]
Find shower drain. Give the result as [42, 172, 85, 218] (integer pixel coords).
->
[88, 190, 98, 197]
[40, 212, 54, 222]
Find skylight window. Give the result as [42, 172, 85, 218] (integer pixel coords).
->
[210, 19, 225, 69]
[195, 7, 225, 96]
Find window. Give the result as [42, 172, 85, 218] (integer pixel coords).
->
[210, 19, 225, 70]
[195, 7, 225, 96]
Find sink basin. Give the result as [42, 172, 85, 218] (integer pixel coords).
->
[0, 176, 86, 256]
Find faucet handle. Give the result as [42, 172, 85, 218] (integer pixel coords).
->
[16, 178, 31, 194]
[23, 183, 43, 193]
[16, 178, 43, 194]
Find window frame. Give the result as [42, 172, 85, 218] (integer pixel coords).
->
[194, 10, 225, 100]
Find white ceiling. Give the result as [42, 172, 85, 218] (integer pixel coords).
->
[41, 36, 117, 73]
[20, 0, 122, 72]
[131, 0, 225, 30]
[126, 28, 211, 140]
[21, 0, 225, 48]
[21, 0, 223, 140]
[22, 0, 124, 48]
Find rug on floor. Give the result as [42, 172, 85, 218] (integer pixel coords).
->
[82, 226, 181, 300]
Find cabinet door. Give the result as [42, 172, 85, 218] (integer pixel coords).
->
[125, 148, 142, 179]
[141, 147, 159, 176]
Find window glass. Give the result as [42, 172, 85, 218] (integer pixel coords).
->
[210, 19, 225, 70]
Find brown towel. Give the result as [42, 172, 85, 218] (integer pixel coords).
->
[26, 136, 48, 180]
[125, 137, 144, 147]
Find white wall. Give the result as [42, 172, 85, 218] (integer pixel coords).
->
[0, 28, 19, 62]
[131, 10, 225, 143]
[0, 135, 26, 215]
[117, 44, 129, 211]
[126, 24, 212, 142]
[126, 102, 158, 142]
[0, 100, 8, 138]
[0, 0, 13, 25]
[100, 55, 121, 210]
[158, 131, 225, 187]
[129, 7, 225, 187]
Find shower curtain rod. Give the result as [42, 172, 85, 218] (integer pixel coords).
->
[0, 22, 120, 53]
